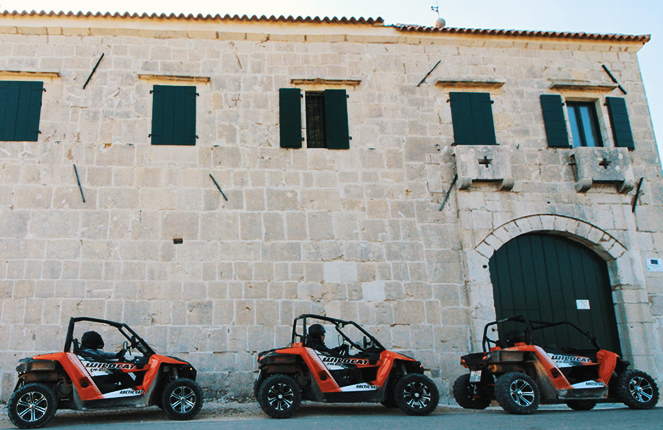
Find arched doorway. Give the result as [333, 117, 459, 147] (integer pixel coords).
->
[489, 233, 621, 353]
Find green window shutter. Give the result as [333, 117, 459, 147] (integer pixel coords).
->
[0, 82, 19, 140]
[324, 89, 350, 149]
[471, 92, 497, 146]
[450, 92, 474, 145]
[151, 85, 196, 146]
[0, 81, 43, 141]
[279, 88, 302, 148]
[540, 94, 570, 148]
[450, 92, 497, 145]
[606, 97, 635, 150]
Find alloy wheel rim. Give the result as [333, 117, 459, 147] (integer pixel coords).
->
[15, 391, 48, 423]
[169, 386, 197, 414]
[402, 381, 432, 409]
[509, 378, 535, 407]
[628, 376, 654, 403]
[266, 382, 295, 411]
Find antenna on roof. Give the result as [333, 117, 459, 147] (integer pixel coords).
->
[431, 3, 446, 29]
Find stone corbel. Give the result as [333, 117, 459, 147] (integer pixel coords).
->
[453, 146, 514, 191]
[571, 147, 635, 193]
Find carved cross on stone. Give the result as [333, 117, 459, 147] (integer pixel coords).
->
[599, 158, 612, 169]
[478, 156, 492, 168]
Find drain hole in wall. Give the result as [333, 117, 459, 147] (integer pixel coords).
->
[173, 238, 183, 244]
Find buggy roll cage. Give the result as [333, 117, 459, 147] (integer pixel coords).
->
[64, 316, 156, 357]
[482, 315, 600, 353]
[291, 314, 385, 352]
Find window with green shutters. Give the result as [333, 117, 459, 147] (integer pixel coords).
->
[540, 95, 636, 150]
[449, 92, 497, 146]
[0, 81, 44, 142]
[279, 88, 350, 149]
[150, 85, 197, 146]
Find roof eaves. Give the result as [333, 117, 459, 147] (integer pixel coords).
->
[391, 24, 650, 43]
[0, 10, 384, 25]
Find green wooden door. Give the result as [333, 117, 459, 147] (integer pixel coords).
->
[489, 233, 620, 353]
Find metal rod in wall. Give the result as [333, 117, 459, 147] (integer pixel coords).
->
[73, 164, 86, 203]
[209, 174, 229, 201]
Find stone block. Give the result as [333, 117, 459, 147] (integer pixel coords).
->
[362, 280, 386, 301]
[161, 212, 200, 240]
[323, 262, 358, 284]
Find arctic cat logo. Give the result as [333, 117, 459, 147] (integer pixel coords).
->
[549, 354, 592, 363]
[82, 361, 136, 370]
[355, 383, 374, 389]
[118, 388, 143, 395]
[320, 356, 369, 366]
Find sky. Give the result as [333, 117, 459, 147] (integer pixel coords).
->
[1, 0, 661, 163]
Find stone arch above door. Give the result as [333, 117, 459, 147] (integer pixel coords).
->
[474, 214, 627, 262]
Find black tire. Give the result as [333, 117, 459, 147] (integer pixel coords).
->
[257, 374, 301, 419]
[616, 369, 659, 409]
[8, 383, 58, 429]
[453, 374, 491, 409]
[495, 372, 540, 414]
[566, 400, 597, 411]
[160, 378, 203, 420]
[394, 374, 439, 416]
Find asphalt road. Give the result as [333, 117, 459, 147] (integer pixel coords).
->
[1, 404, 662, 430]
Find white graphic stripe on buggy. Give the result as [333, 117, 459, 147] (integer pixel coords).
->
[102, 388, 144, 399]
[340, 383, 377, 392]
[570, 380, 605, 389]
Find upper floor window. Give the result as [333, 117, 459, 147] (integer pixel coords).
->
[150, 85, 196, 146]
[540, 94, 635, 150]
[0, 81, 43, 142]
[566, 101, 602, 148]
[449, 92, 497, 145]
[279, 88, 350, 149]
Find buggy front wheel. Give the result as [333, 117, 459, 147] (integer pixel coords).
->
[257, 374, 301, 418]
[161, 378, 203, 420]
[395, 374, 439, 416]
[8, 383, 57, 429]
[616, 369, 659, 409]
[495, 372, 540, 414]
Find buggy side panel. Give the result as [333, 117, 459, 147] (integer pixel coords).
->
[35, 352, 103, 401]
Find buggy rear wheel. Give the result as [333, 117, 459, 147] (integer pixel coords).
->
[453, 373, 491, 409]
[395, 374, 439, 416]
[566, 400, 597, 411]
[257, 374, 301, 419]
[616, 369, 659, 409]
[495, 372, 540, 414]
[161, 378, 203, 420]
[8, 383, 57, 429]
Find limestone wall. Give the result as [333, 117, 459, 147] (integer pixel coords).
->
[0, 18, 661, 401]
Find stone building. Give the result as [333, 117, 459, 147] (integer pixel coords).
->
[0, 10, 661, 401]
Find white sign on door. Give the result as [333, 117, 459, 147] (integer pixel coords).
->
[576, 299, 591, 310]
[646, 258, 663, 272]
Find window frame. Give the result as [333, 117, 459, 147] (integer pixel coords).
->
[304, 91, 327, 148]
[565, 100, 603, 148]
